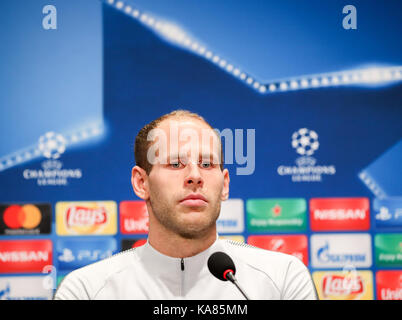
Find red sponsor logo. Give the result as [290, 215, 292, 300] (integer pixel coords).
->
[376, 271, 402, 300]
[132, 239, 147, 248]
[120, 201, 149, 234]
[0, 240, 52, 273]
[310, 198, 370, 231]
[322, 274, 364, 297]
[66, 206, 107, 228]
[247, 235, 308, 266]
[2, 204, 42, 229]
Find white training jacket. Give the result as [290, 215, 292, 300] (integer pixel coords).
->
[54, 238, 318, 300]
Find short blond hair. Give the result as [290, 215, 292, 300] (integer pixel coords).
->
[134, 109, 223, 174]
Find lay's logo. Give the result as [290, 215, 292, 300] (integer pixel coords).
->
[322, 274, 364, 297]
[313, 270, 373, 300]
[56, 201, 117, 236]
[66, 206, 107, 228]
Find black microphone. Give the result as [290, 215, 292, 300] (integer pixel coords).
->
[207, 252, 250, 300]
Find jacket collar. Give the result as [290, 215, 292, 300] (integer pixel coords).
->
[137, 235, 226, 279]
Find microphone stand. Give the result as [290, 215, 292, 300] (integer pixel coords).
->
[226, 272, 250, 300]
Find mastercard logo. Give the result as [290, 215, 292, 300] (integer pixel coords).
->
[2, 204, 42, 229]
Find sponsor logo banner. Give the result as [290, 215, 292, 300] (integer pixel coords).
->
[0, 240, 52, 273]
[376, 271, 402, 300]
[246, 198, 307, 232]
[121, 238, 147, 251]
[374, 234, 402, 267]
[0, 203, 51, 235]
[217, 199, 244, 233]
[119, 201, 149, 234]
[373, 197, 402, 228]
[0, 276, 54, 300]
[313, 270, 373, 300]
[310, 198, 370, 231]
[57, 238, 117, 271]
[219, 235, 245, 243]
[247, 235, 308, 266]
[57, 275, 65, 287]
[56, 201, 117, 236]
[311, 234, 372, 268]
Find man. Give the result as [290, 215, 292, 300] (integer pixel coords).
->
[54, 109, 318, 300]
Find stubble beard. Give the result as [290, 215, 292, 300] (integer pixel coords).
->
[149, 191, 221, 240]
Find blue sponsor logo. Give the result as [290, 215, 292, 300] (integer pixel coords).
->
[56, 238, 117, 271]
[373, 197, 402, 228]
[317, 242, 367, 264]
[217, 219, 238, 228]
[0, 283, 10, 300]
[0, 277, 51, 300]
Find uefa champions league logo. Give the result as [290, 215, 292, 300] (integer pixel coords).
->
[22, 131, 82, 186]
[38, 132, 67, 159]
[291, 128, 319, 157]
[277, 127, 336, 182]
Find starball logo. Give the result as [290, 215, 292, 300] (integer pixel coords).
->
[38, 132, 66, 159]
[277, 128, 336, 182]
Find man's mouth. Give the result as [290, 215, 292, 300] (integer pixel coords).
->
[179, 194, 208, 207]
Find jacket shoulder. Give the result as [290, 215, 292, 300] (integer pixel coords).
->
[223, 239, 299, 266]
[222, 240, 317, 300]
[54, 248, 138, 300]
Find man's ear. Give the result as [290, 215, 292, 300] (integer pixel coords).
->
[131, 166, 150, 200]
[220, 168, 230, 201]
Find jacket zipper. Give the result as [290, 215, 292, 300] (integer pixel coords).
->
[180, 258, 185, 297]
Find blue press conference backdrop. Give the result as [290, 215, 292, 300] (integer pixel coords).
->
[0, 0, 401, 300]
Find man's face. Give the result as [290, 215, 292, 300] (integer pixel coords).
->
[144, 118, 229, 239]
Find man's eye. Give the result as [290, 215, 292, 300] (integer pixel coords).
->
[170, 162, 181, 168]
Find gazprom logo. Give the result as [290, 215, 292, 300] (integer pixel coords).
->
[217, 220, 238, 228]
[317, 241, 367, 264]
[217, 199, 244, 233]
[311, 234, 372, 268]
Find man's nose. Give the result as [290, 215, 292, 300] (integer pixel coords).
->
[184, 162, 203, 187]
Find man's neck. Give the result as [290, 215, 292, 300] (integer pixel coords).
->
[147, 224, 218, 258]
